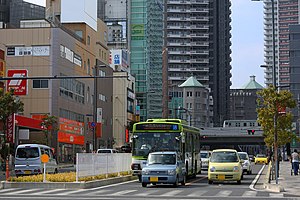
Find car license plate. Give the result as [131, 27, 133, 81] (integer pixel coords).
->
[150, 177, 158, 182]
[218, 174, 225, 180]
[24, 170, 31, 174]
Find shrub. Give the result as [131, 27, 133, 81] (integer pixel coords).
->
[9, 171, 132, 182]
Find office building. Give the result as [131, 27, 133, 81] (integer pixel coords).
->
[230, 76, 264, 120]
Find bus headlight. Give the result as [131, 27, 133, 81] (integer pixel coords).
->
[142, 170, 150, 175]
[210, 166, 216, 172]
[168, 169, 176, 175]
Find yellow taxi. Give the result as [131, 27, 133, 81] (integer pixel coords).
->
[254, 154, 268, 165]
[208, 149, 243, 184]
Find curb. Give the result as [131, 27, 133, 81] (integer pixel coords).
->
[264, 183, 285, 193]
[0, 175, 138, 190]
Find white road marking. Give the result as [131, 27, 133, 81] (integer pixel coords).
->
[160, 190, 183, 196]
[250, 164, 265, 191]
[110, 190, 136, 195]
[215, 190, 232, 197]
[4, 188, 40, 195]
[32, 189, 67, 195]
[135, 190, 159, 196]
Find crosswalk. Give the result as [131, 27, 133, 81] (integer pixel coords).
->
[0, 188, 285, 198]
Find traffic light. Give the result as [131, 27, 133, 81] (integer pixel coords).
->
[247, 130, 255, 135]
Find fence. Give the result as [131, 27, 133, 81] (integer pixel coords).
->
[75, 153, 132, 182]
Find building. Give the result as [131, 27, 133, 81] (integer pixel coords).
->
[97, 0, 127, 50]
[129, 0, 164, 122]
[289, 24, 300, 122]
[178, 76, 211, 128]
[261, 0, 299, 87]
[230, 76, 264, 120]
[166, 0, 232, 126]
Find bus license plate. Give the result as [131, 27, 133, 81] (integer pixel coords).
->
[218, 174, 225, 180]
[150, 177, 158, 182]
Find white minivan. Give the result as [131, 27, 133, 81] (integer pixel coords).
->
[14, 144, 58, 176]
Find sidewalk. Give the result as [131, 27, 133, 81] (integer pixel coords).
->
[262, 161, 300, 195]
[275, 161, 300, 195]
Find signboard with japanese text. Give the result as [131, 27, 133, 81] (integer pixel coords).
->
[7, 69, 28, 95]
[6, 114, 15, 143]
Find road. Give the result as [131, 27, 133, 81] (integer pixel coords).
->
[0, 164, 297, 200]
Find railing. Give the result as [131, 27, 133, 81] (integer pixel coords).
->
[75, 153, 132, 182]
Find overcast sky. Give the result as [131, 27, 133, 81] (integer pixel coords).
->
[24, 0, 265, 89]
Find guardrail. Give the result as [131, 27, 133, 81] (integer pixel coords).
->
[75, 153, 132, 182]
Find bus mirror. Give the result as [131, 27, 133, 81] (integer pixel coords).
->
[133, 135, 138, 139]
[181, 132, 185, 143]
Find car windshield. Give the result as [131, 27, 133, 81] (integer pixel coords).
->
[201, 152, 209, 158]
[148, 154, 176, 165]
[238, 153, 248, 160]
[256, 154, 266, 158]
[210, 151, 239, 163]
[16, 147, 39, 158]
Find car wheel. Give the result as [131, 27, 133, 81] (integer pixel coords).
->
[208, 180, 213, 184]
[241, 174, 244, 180]
[138, 175, 142, 182]
[181, 175, 186, 186]
[142, 183, 147, 187]
[173, 176, 179, 187]
[237, 179, 241, 184]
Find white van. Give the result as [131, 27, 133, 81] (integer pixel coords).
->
[14, 144, 58, 176]
[96, 149, 118, 153]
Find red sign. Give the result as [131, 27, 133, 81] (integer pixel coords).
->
[58, 132, 84, 145]
[6, 114, 15, 143]
[7, 69, 27, 95]
[0, 61, 4, 77]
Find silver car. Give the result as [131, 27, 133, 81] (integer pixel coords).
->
[238, 152, 252, 175]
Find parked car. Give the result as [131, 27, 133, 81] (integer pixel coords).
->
[96, 149, 118, 153]
[141, 151, 186, 187]
[254, 154, 268, 165]
[200, 150, 211, 170]
[208, 149, 243, 184]
[238, 152, 252, 175]
[14, 144, 58, 177]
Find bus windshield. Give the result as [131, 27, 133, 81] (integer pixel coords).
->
[132, 132, 181, 157]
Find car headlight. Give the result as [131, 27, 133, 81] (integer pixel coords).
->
[168, 169, 176, 175]
[142, 170, 149, 175]
[233, 166, 239, 172]
[210, 166, 216, 172]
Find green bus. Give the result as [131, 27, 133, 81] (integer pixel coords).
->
[131, 119, 201, 181]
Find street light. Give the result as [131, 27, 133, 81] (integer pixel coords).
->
[253, 0, 279, 184]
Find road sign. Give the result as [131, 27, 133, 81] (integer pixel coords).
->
[7, 69, 27, 95]
[91, 122, 96, 127]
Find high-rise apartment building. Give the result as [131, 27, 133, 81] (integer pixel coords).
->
[166, 0, 232, 127]
[262, 0, 299, 87]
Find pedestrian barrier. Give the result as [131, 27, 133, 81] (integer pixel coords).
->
[75, 153, 132, 182]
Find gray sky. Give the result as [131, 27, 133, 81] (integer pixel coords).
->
[25, 0, 265, 89]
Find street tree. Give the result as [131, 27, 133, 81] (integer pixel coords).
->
[0, 89, 24, 158]
[257, 86, 297, 148]
[41, 114, 58, 147]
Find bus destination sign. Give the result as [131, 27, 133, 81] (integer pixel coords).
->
[136, 123, 179, 131]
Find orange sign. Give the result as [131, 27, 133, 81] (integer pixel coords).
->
[41, 154, 49, 163]
[58, 131, 84, 145]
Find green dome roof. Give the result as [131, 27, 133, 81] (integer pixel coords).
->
[179, 76, 204, 87]
[241, 75, 264, 89]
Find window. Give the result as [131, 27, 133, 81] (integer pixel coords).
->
[187, 91, 192, 97]
[87, 36, 90, 45]
[33, 80, 48, 88]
